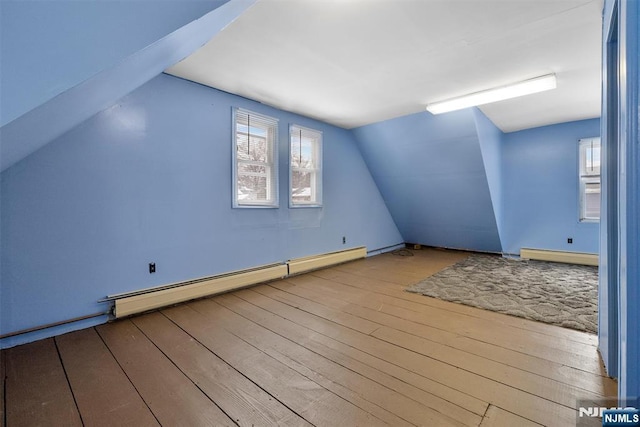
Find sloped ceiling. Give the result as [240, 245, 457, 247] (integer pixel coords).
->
[0, 0, 254, 172]
[167, 0, 603, 132]
[0, 0, 229, 127]
[353, 109, 503, 252]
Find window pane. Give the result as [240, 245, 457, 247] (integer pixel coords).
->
[291, 138, 315, 169]
[236, 133, 269, 163]
[580, 138, 601, 176]
[584, 182, 601, 219]
[585, 147, 600, 175]
[237, 175, 268, 202]
[292, 170, 313, 203]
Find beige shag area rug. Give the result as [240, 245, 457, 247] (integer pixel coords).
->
[406, 253, 598, 334]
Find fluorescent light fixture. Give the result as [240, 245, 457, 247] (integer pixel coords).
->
[426, 74, 557, 114]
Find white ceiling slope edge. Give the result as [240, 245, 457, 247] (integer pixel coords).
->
[167, 0, 603, 132]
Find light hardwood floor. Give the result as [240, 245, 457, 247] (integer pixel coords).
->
[1, 248, 616, 426]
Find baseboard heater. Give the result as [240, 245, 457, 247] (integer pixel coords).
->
[106, 246, 367, 319]
[288, 246, 367, 275]
[520, 248, 598, 266]
[108, 263, 288, 318]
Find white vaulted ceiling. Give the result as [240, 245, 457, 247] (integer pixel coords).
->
[167, 0, 603, 132]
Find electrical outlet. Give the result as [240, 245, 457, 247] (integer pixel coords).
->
[149, 262, 156, 273]
[567, 238, 573, 244]
[342, 236, 346, 244]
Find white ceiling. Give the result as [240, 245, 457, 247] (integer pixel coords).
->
[166, 0, 603, 132]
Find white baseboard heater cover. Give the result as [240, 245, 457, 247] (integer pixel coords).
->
[520, 248, 598, 266]
[288, 246, 367, 275]
[111, 263, 288, 318]
[107, 247, 367, 319]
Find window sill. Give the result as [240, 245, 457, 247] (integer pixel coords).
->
[290, 204, 323, 209]
[579, 218, 600, 223]
[233, 204, 279, 209]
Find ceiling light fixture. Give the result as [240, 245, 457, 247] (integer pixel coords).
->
[425, 74, 557, 115]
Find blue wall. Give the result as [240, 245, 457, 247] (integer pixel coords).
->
[353, 109, 502, 253]
[0, 73, 402, 348]
[0, 0, 227, 127]
[353, 108, 600, 257]
[502, 118, 600, 255]
[474, 109, 505, 249]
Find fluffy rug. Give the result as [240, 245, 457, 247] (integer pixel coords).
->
[406, 253, 598, 334]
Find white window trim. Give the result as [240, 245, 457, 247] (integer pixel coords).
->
[578, 136, 601, 222]
[232, 108, 279, 208]
[289, 124, 323, 208]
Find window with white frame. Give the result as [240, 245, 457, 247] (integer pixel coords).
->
[233, 108, 279, 207]
[579, 137, 601, 221]
[290, 125, 322, 207]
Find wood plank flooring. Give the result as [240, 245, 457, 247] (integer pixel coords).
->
[1, 248, 616, 426]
